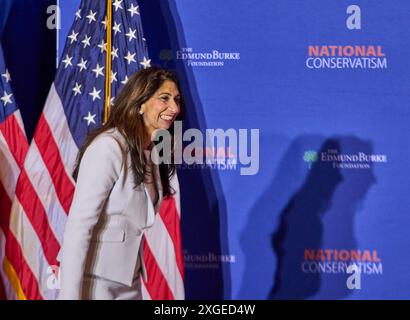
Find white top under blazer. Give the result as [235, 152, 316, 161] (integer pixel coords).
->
[56, 128, 166, 299]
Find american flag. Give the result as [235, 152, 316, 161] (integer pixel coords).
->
[0, 43, 29, 300]
[3, 0, 184, 300]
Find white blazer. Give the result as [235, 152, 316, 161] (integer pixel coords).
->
[57, 128, 163, 299]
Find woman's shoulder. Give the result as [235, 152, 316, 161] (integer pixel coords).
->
[77, 129, 126, 182]
[92, 128, 126, 146]
[94, 128, 123, 140]
[85, 128, 127, 159]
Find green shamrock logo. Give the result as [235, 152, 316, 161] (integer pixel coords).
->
[303, 150, 318, 169]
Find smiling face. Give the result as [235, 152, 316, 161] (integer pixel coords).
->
[140, 80, 181, 141]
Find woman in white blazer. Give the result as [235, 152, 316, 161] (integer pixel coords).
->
[57, 67, 184, 300]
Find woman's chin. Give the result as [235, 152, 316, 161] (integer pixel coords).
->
[158, 120, 174, 129]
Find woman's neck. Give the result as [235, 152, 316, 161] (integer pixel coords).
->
[144, 127, 156, 150]
[143, 140, 153, 151]
[143, 132, 152, 150]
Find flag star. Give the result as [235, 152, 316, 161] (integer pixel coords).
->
[1, 91, 13, 106]
[110, 97, 115, 106]
[92, 64, 104, 78]
[62, 55, 73, 68]
[128, 3, 139, 17]
[111, 71, 117, 83]
[82, 35, 91, 48]
[111, 47, 119, 60]
[89, 87, 102, 101]
[124, 51, 136, 65]
[72, 82, 82, 96]
[86, 10, 97, 24]
[77, 58, 88, 71]
[121, 75, 129, 85]
[140, 56, 151, 69]
[113, 22, 121, 35]
[83, 111, 96, 126]
[98, 40, 107, 53]
[101, 16, 107, 30]
[75, 9, 81, 20]
[125, 28, 137, 42]
[68, 30, 78, 44]
[2, 69, 11, 82]
[113, 0, 123, 11]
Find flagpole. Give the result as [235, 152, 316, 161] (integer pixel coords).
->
[104, 0, 113, 124]
[56, 0, 60, 69]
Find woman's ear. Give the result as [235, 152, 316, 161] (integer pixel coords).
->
[139, 103, 146, 115]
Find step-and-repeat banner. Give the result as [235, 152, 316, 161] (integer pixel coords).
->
[35, 0, 410, 299]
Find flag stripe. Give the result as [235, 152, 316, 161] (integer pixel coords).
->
[0, 184, 42, 300]
[15, 170, 60, 268]
[9, 200, 57, 300]
[24, 143, 68, 244]
[0, 148, 18, 202]
[143, 239, 175, 300]
[0, 184, 14, 300]
[5, 231, 42, 300]
[42, 85, 78, 176]
[145, 213, 184, 299]
[0, 265, 6, 299]
[0, 229, 8, 300]
[0, 181, 12, 239]
[0, 112, 28, 168]
[34, 114, 75, 214]
[159, 196, 184, 280]
[0, 118, 26, 200]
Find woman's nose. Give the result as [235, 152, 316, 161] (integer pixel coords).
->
[168, 100, 179, 114]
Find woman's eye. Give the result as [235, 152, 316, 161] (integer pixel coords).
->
[160, 96, 169, 102]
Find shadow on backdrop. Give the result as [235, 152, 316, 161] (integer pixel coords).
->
[238, 134, 326, 299]
[305, 136, 376, 299]
[271, 137, 376, 299]
[239, 136, 376, 299]
[139, 0, 231, 299]
[270, 138, 343, 299]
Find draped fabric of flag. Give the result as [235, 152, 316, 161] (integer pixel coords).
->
[5, 0, 184, 300]
[0, 44, 29, 300]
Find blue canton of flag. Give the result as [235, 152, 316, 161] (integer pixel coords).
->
[55, 0, 150, 148]
[0, 46, 16, 123]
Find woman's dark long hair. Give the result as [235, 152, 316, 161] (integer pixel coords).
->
[72, 66, 186, 197]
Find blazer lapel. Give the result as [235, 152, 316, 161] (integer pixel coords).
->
[143, 185, 156, 228]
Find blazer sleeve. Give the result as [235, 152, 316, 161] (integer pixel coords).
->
[57, 134, 123, 300]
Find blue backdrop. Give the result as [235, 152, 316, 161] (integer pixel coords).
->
[7, 0, 410, 299]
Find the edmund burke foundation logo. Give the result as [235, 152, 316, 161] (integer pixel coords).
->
[303, 149, 387, 170]
[306, 45, 387, 69]
[176, 47, 240, 67]
[184, 250, 236, 269]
